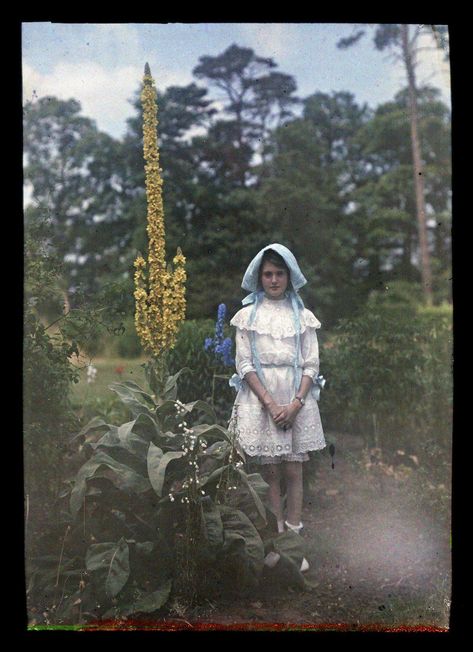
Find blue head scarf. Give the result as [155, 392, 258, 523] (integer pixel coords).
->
[241, 243, 307, 301]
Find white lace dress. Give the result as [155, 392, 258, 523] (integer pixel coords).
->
[230, 295, 326, 463]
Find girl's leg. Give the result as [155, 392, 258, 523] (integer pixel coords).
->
[262, 463, 284, 531]
[283, 461, 303, 527]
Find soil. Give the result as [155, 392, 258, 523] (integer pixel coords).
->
[159, 433, 452, 632]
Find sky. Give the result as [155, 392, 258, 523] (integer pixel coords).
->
[22, 22, 451, 141]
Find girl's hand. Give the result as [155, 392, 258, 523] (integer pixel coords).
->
[279, 401, 302, 429]
[267, 400, 285, 423]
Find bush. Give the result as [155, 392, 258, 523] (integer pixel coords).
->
[320, 302, 452, 456]
[23, 310, 80, 502]
[167, 319, 236, 425]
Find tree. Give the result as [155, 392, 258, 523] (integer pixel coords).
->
[348, 87, 451, 302]
[193, 44, 299, 185]
[255, 93, 368, 324]
[23, 97, 131, 302]
[337, 24, 450, 305]
[254, 86, 451, 323]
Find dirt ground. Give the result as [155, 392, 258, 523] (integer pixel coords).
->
[159, 433, 452, 632]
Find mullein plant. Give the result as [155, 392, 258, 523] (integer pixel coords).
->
[133, 63, 186, 392]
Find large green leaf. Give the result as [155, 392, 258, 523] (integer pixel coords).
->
[264, 531, 307, 590]
[191, 423, 232, 443]
[199, 464, 230, 488]
[70, 416, 109, 442]
[202, 503, 224, 548]
[108, 382, 156, 419]
[219, 505, 265, 582]
[272, 530, 306, 567]
[133, 411, 161, 439]
[146, 442, 163, 496]
[147, 445, 184, 497]
[113, 380, 156, 405]
[236, 469, 268, 525]
[182, 399, 217, 422]
[162, 368, 192, 400]
[70, 451, 150, 516]
[202, 440, 231, 460]
[89, 422, 149, 461]
[86, 538, 130, 598]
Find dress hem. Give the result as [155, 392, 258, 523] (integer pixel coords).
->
[242, 443, 326, 458]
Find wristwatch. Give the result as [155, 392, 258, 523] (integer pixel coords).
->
[294, 395, 305, 406]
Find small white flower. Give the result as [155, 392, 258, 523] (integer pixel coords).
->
[86, 365, 98, 384]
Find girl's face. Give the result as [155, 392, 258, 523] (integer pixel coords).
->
[260, 261, 289, 299]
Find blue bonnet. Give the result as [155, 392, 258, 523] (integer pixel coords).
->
[241, 243, 307, 294]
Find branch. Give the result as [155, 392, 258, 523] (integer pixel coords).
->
[409, 26, 420, 50]
[336, 30, 366, 49]
[44, 310, 71, 331]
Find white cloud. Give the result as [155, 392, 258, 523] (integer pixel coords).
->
[416, 28, 451, 103]
[236, 23, 299, 61]
[22, 60, 193, 140]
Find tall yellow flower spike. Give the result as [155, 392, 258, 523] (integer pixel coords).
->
[134, 63, 187, 357]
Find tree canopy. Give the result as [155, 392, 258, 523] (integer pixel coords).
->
[23, 41, 451, 328]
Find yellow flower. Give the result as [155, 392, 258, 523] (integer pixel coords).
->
[133, 64, 187, 358]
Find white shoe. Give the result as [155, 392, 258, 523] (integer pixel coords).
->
[285, 520, 304, 534]
[264, 551, 281, 568]
[300, 557, 310, 572]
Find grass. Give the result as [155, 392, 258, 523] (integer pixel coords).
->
[70, 356, 149, 407]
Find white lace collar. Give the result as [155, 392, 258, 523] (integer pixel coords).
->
[230, 297, 320, 339]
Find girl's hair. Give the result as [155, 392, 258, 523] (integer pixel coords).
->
[258, 249, 291, 287]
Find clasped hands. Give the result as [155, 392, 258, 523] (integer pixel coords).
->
[265, 397, 302, 430]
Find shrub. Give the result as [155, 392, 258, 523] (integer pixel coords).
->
[23, 310, 80, 502]
[166, 319, 236, 425]
[320, 302, 452, 456]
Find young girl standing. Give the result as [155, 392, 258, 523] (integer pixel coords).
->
[229, 244, 325, 570]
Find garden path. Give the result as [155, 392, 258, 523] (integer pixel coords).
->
[171, 433, 451, 632]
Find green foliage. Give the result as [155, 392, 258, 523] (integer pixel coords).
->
[23, 96, 135, 298]
[24, 213, 135, 518]
[115, 316, 144, 359]
[166, 319, 236, 424]
[24, 47, 451, 326]
[320, 303, 452, 453]
[27, 366, 308, 624]
[24, 215, 80, 501]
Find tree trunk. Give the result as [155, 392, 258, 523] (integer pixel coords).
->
[401, 24, 433, 305]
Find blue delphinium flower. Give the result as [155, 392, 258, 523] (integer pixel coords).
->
[204, 303, 235, 367]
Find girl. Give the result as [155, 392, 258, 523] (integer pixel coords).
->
[229, 244, 325, 571]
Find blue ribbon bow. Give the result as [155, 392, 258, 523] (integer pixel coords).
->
[229, 373, 243, 392]
[311, 374, 326, 401]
